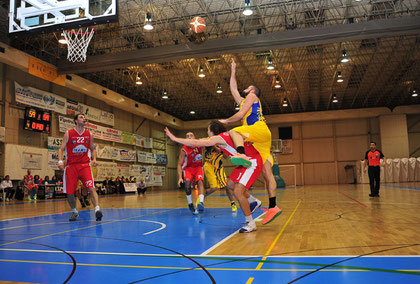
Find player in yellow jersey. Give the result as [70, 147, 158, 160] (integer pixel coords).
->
[203, 146, 237, 211]
[75, 179, 91, 208]
[219, 58, 282, 225]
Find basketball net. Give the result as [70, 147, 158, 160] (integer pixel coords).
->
[63, 27, 95, 62]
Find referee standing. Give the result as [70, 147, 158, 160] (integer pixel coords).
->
[363, 142, 386, 197]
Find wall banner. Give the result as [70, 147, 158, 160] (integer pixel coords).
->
[22, 152, 42, 169]
[15, 82, 67, 114]
[156, 154, 168, 165]
[47, 137, 63, 151]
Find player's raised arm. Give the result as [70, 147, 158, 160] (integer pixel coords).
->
[230, 59, 244, 105]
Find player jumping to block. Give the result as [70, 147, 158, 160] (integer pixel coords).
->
[166, 121, 263, 233]
[219, 58, 282, 225]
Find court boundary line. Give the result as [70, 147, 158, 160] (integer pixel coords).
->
[338, 191, 368, 208]
[1, 248, 419, 258]
[1, 258, 419, 274]
[383, 184, 420, 191]
[200, 211, 266, 256]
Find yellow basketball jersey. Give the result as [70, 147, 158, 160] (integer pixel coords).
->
[241, 98, 266, 126]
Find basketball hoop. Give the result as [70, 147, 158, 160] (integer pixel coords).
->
[63, 27, 95, 62]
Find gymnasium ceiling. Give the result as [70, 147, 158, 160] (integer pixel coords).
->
[1, 0, 420, 121]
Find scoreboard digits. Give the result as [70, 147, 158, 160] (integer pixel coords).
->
[23, 107, 51, 134]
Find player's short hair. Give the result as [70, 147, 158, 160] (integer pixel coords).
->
[370, 141, 377, 145]
[209, 120, 227, 135]
[250, 85, 260, 97]
[74, 113, 84, 125]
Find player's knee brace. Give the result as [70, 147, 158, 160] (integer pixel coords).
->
[184, 181, 192, 195]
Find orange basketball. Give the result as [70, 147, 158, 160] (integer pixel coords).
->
[190, 17, 206, 34]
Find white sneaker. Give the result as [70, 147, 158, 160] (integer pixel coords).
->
[250, 199, 262, 214]
[239, 222, 257, 233]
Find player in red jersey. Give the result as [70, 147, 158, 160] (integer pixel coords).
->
[58, 113, 103, 222]
[166, 121, 263, 233]
[177, 132, 205, 214]
[24, 169, 38, 200]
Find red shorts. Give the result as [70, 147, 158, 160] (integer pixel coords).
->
[183, 166, 204, 182]
[64, 163, 94, 195]
[26, 184, 37, 190]
[229, 155, 263, 189]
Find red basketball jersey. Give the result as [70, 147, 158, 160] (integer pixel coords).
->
[218, 132, 259, 158]
[66, 128, 91, 165]
[182, 145, 202, 169]
[24, 175, 34, 184]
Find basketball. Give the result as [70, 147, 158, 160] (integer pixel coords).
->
[190, 17, 206, 34]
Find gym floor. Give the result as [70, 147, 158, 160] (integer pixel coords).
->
[0, 183, 419, 283]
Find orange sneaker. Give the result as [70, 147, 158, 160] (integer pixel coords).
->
[231, 153, 252, 168]
[262, 206, 282, 225]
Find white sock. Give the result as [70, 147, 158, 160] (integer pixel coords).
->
[199, 194, 204, 203]
[186, 195, 192, 204]
[245, 215, 253, 223]
[95, 206, 100, 212]
[72, 208, 78, 213]
[248, 195, 257, 203]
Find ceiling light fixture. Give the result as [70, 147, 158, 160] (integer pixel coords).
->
[332, 94, 338, 103]
[274, 77, 281, 88]
[341, 50, 349, 63]
[58, 33, 67, 44]
[235, 104, 240, 111]
[337, 71, 343, 83]
[243, 0, 253, 16]
[216, 83, 223, 93]
[198, 66, 205, 78]
[144, 12, 154, 30]
[135, 74, 143, 85]
[267, 57, 275, 70]
[162, 89, 168, 99]
[282, 98, 288, 107]
[190, 110, 196, 114]
[413, 89, 418, 97]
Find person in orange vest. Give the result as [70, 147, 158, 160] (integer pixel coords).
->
[364, 142, 386, 197]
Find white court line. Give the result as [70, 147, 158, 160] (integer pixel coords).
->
[0, 220, 166, 236]
[0, 212, 63, 223]
[200, 211, 266, 256]
[0, 249, 417, 258]
[140, 220, 166, 235]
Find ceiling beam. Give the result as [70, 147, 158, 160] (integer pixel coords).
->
[58, 16, 420, 74]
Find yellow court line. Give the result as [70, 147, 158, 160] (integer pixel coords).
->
[255, 200, 302, 270]
[4, 258, 418, 272]
[246, 277, 254, 284]
[0, 209, 174, 247]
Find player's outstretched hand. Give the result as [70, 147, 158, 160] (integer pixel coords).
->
[231, 58, 236, 71]
[165, 127, 176, 141]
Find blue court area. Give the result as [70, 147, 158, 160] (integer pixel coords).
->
[0, 208, 419, 283]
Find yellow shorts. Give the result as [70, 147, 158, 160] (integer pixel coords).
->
[204, 163, 227, 189]
[232, 120, 273, 165]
